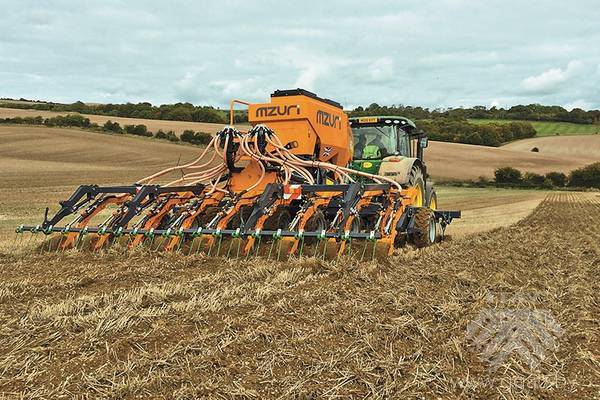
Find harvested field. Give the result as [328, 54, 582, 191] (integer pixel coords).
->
[502, 135, 600, 161]
[0, 193, 598, 398]
[426, 141, 592, 181]
[435, 187, 549, 238]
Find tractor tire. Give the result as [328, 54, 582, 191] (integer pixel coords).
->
[407, 165, 426, 208]
[427, 187, 438, 210]
[411, 208, 436, 248]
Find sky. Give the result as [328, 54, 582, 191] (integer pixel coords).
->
[1, 0, 600, 110]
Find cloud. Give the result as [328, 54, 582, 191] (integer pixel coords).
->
[564, 99, 592, 111]
[368, 58, 394, 82]
[520, 60, 585, 94]
[1, 1, 599, 108]
[294, 66, 321, 91]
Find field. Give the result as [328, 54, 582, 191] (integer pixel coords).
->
[1, 121, 599, 398]
[469, 118, 600, 136]
[1, 193, 598, 398]
[501, 135, 600, 161]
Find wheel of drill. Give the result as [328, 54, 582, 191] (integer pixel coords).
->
[187, 206, 221, 255]
[303, 210, 326, 245]
[226, 205, 252, 230]
[263, 208, 292, 231]
[254, 208, 292, 257]
[195, 206, 221, 228]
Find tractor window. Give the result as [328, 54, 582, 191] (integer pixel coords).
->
[352, 125, 397, 160]
[397, 127, 410, 157]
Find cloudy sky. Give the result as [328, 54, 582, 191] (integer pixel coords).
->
[1, 0, 599, 110]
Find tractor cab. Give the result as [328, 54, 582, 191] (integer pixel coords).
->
[349, 116, 427, 177]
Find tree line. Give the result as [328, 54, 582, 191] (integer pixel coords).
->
[3, 99, 600, 125]
[418, 119, 536, 146]
[0, 101, 248, 124]
[0, 115, 212, 146]
[492, 163, 600, 189]
[349, 103, 600, 124]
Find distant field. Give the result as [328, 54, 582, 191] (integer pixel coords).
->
[502, 135, 600, 160]
[469, 118, 600, 136]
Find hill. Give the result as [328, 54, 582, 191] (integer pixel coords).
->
[425, 140, 593, 181]
[469, 118, 600, 136]
[502, 135, 600, 160]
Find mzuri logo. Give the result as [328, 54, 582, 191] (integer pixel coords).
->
[255, 105, 300, 118]
[316, 110, 342, 129]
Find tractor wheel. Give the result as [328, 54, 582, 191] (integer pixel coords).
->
[407, 165, 426, 208]
[411, 208, 436, 248]
[427, 188, 438, 210]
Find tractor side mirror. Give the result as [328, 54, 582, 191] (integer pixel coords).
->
[419, 137, 428, 148]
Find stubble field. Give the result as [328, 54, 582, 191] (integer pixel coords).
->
[0, 193, 598, 398]
[0, 124, 598, 399]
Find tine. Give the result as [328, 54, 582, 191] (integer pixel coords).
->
[226, 238, 234, 258]
[16, 233, 23, 253]
[268, 239, 275, 259]
[207, 238, 214, 257]
[55, 235, 64, 253]
[298, 237, 305, 258]
[26, 233, 34, 253]
[255, 236, 262, 257]
[195, 237, 202, 255]
[276, 240, 282, 261]
[371, 240, 377, 261]
[236, 238, 242, 258]
[360, 240, 368, 261]
[216, 236, 223, 257]
[39, 236, 47, 255]
[74, 233, 82, 251]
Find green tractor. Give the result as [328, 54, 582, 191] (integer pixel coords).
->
[349, 116, 437, 210]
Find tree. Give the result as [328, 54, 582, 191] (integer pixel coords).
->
[545, 172, 567, 187]
[523, 172, 545, 187]
[103, 120, 123, 133]
[568, 162, 600, 188]
[494, 167, 522, 185]
[124, 124, 151, 137]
